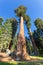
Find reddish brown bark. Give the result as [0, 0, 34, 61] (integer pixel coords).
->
[29, 29, 39, 55]
[16, 16, 30, 60]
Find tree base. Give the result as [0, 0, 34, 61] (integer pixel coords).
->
[22, 53, 31, 61]
[16, 51, 31, 61]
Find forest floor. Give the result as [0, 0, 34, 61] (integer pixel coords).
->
[0, 52, 43, 62]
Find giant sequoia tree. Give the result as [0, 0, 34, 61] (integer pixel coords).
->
[15, 6, 31, 60]
[34, 18, 43, 54]
[34, 18, 43, 31]
[0, 17, 18, 52]
[0, 18, 3, 50]
[24, 15, 39, 55]
[4, 18, 18, 50]
[0, 18, 10, 51]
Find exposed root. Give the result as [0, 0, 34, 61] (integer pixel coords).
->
[22, 53, 31, 61]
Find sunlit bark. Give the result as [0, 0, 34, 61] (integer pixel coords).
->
[16, 16, 30, 60]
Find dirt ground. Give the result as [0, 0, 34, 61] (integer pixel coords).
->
[0, 53, 12, 62]
[0, 52, 43, 62]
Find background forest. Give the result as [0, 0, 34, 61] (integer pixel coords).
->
[0, 5, 43, 55]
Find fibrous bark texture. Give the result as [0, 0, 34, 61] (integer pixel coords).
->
[16, 16, 30, 60]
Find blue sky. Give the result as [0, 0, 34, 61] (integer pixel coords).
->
[0, 0, 43, 37]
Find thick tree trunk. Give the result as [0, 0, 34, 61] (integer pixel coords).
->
[19, 16, 26, 55]
[16, 16, 30, 60]
[29, 29, 39, 55]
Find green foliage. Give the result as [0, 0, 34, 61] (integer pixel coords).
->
[24, 15, 30, 22]
[26, 37, 33, 54]
[15, 5, 31, 31]
[14, 5, 27, 17]
[0, 17, 3, 25]
[33, 29, 43, 54]
[33, 18, 43, 54]
[0, 18, 8, 50]
[11, 36, 18, 51]
[25, 15, 31, 29]
[0, 18, 18, 51]
[34, 18, 43, 30]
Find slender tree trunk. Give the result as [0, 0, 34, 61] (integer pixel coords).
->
[8, 40, 13, 50]
[16, 16, 30, 60]
[29, 29, 39, 55]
